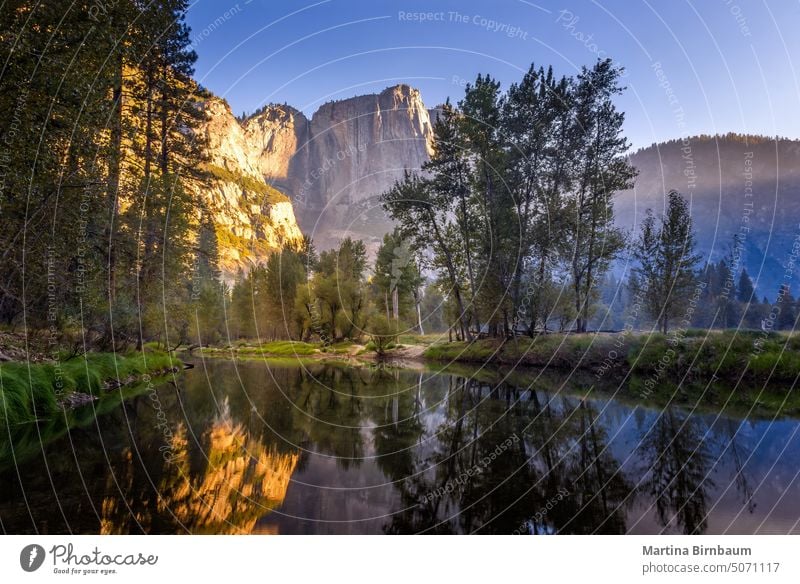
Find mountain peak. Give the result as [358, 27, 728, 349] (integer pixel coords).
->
[379, 83, 420, 96]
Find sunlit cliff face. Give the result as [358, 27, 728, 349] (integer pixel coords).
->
[192, 97, 304, 278]
[202, 85, 434, 257]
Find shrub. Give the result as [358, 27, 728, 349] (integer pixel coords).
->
[368, 315, 398, 355]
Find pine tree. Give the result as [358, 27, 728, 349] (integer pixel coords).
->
[737, 269, 755, 303]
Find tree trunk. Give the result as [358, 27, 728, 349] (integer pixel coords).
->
[415, 291, 424, 334]
[458, 190, 481, 333]
[159, 62, 169, 175]
[106, 51, 123, 303]
[429, 209, 472, 341]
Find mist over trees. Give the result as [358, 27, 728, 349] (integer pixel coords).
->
[382, 59, 637, 339]
[631, 190, 702, 334]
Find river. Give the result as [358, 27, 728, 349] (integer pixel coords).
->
[1, 358, 798, 534]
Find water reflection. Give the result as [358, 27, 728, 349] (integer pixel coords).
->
[635, 409, 714, 534]
[100, 399, 298, 534]
[1, 360, 799, 534]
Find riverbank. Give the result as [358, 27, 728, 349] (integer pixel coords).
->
[0, 350, 182, 427]
[420, 330, 800, 414]
[197, 331, 800, 384]
[421, 330, 798, 380]
[193, 331, 800, 415]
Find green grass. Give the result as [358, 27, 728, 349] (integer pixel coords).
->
[424, 330, 800, 387]
[397, 333, 447, 347]
[0, 351, 180, 428]
[319, 341, 355, 354]
[423, 335, 618, 369]
[233, 340, 318, 356]
[425, 334, 800, 417]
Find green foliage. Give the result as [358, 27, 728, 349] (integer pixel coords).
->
[310, 238, 369, 341]
[0, 0, 220, 353]
[382, 60, 634, 338]
[423, 330, 800, 389]
[205, 164, 290, 204]
[227, 244, 310, 342]
[368, 315, 398, 355]
[237, 341, 317, 356]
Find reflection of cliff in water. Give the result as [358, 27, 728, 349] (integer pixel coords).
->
[101, 399, 298, 534]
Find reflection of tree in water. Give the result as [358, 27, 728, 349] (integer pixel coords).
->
[541, 398, 633, 534]
[287, 365, 368, 469]
[379, 377, 632, 534]
[721, 418, 756, 514]
[100, 398, 298, 534]
[637, 409, 714, 534]
[370, 369, 425, 483]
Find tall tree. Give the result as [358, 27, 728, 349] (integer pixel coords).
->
[737, 268, 755, 303]
[502, 65, 573, 333]
[426, 101, 480, 333]
[460, 75, 515, 335]
[382, 173, 473, 341]
[566, 60, 636, 332]
[632, 190, 701, 334]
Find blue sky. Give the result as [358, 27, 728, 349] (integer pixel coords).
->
[186, 0, 800, 149]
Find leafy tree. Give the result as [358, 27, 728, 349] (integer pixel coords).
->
[566, 60, 636, 332]
[368, 315, 398, 355]
[372, 229, 424, 331]
[312, 238, 368, 340]
[460, 75, 515, 335]
[262, 247, 307, 340]
[502, 65, 572, 332]
[631, 191, 701, 334]
[382, 173, 474, 340]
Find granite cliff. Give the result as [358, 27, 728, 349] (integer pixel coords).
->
[200, 84, 799, 297]
[242, 84, 434, 251]
[194, 97, 303, 277]
[198, 84, 434, 272]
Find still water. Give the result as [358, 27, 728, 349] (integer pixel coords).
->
[1, 358, 799, 534]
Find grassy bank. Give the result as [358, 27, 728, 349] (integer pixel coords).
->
[0, 351, 181, 428]
[199, 339, 365, 359]
[422, 331, 800, 415]
[423, 330, 800, 385]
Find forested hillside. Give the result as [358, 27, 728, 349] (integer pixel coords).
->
[617, 134, 800, 296]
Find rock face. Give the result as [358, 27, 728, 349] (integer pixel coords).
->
[194, 97, 304, 278]
[615, 134, 800, 295]
[243, 84, 434, 251]
[198, 85, 434, 267]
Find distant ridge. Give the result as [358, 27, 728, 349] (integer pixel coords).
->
[616, 133, 800, 295]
